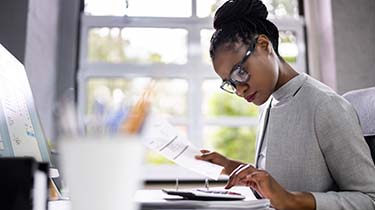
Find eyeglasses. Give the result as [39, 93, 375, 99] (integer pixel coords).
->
[220, 45, 254, 94]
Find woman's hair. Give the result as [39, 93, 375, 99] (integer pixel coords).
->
[209, 0, 281, 60]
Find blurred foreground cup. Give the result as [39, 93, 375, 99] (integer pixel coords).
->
[59, 135, 144, 210]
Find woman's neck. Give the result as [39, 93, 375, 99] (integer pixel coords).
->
[274, 60, 299, 91]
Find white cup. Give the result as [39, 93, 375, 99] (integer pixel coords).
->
[59, 135, 144, 210]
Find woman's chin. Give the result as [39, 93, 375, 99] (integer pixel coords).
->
[251, 98, 262, 106]
[252, 96, 268, 106]
[253, 101, 261, 106]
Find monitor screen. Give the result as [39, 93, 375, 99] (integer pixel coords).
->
[0, 44, 51, 163]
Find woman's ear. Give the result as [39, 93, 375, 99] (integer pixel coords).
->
[256, 34, 272, 55]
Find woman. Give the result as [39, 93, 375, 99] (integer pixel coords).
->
[195, 0, 375, 209]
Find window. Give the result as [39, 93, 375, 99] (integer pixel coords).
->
[88, 28, 188, 64]
[79, 0, 306, 180]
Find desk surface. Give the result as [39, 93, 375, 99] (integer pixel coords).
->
[49, 187, 272, 210]
[48, 199, 273, 210]
[49, 200, 70, 210]
[135, 187, 270, 210]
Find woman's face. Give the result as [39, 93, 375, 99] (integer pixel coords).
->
[212, 36, 279, 106]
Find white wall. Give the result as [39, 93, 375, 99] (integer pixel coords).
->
[304, 0, 374, 94]
[25, 0, 59, 141]
[25, 0, 80, 141]
[332, 0, 375, 94]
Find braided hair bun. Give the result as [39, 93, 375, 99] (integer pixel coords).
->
[210, 0, 281, 60]
[213, 0, 268, 30]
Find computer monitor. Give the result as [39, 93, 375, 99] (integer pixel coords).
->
[0, 43, 51, 163]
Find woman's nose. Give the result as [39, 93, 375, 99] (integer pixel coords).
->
[235, 83, 248, 97]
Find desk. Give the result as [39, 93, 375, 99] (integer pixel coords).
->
[49, 187, 272, 210]
[135, 187, 271, 210]
[49, 200, 71, 210]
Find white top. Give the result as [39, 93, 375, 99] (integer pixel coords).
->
[256, 73, 306, 169]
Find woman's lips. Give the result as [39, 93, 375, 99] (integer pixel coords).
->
[245, 91, 257, 102]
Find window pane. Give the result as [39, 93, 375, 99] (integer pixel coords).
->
[263, 0, 299, 19]
[146, 150, 174, 165]
[88, 28, 188, 64]
[204, 126, 257, 164]
[86, 78, 188, 165]
[201, 29, 214, 64]
[197, 0, 299, 19]
[197, 0, 225, 18]
[203, 80, 259, 117]
[152, 80, 188, 116]
[84, 0, 191, 17]
[279, 30, 298, 63]
[86, 78, 188, 117]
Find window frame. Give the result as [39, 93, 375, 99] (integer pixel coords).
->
[78, 1, 306, 180]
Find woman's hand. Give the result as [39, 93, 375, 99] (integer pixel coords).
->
[225, 165, 316, 210]
[195, 149, 244, 175]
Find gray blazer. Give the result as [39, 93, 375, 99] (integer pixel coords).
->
[255, 74, 375, 210]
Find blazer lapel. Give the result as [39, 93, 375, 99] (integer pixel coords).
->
[254, 98, 272, 167]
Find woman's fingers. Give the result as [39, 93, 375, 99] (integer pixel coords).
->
[200, 149, 210, 153]
[225, 164, 256, 189]
[225, 164, 246, 189]
[228, 163, 247, 176]
[246, 171, 267, 186]
[235, 170, 293, 210]
[194, 150, 245, 176]
[195, 150, 228, 169]
[195, 151, 215, 161]
[195, 149, 211, 160]
[244, 170, 271, 197]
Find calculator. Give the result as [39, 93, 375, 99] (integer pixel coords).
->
[162, 189, 246, 201]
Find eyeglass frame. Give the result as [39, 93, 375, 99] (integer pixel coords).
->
[220, 42, 256, 94]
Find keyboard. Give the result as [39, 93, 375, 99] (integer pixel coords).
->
[162, 189, 245, 201]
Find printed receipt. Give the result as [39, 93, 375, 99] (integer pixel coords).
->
[141, 114, 223, 180]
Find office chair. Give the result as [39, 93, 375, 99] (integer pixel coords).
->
[343, 87, 375, 163]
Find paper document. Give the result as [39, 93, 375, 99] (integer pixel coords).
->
[141, 114, 223, 180]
